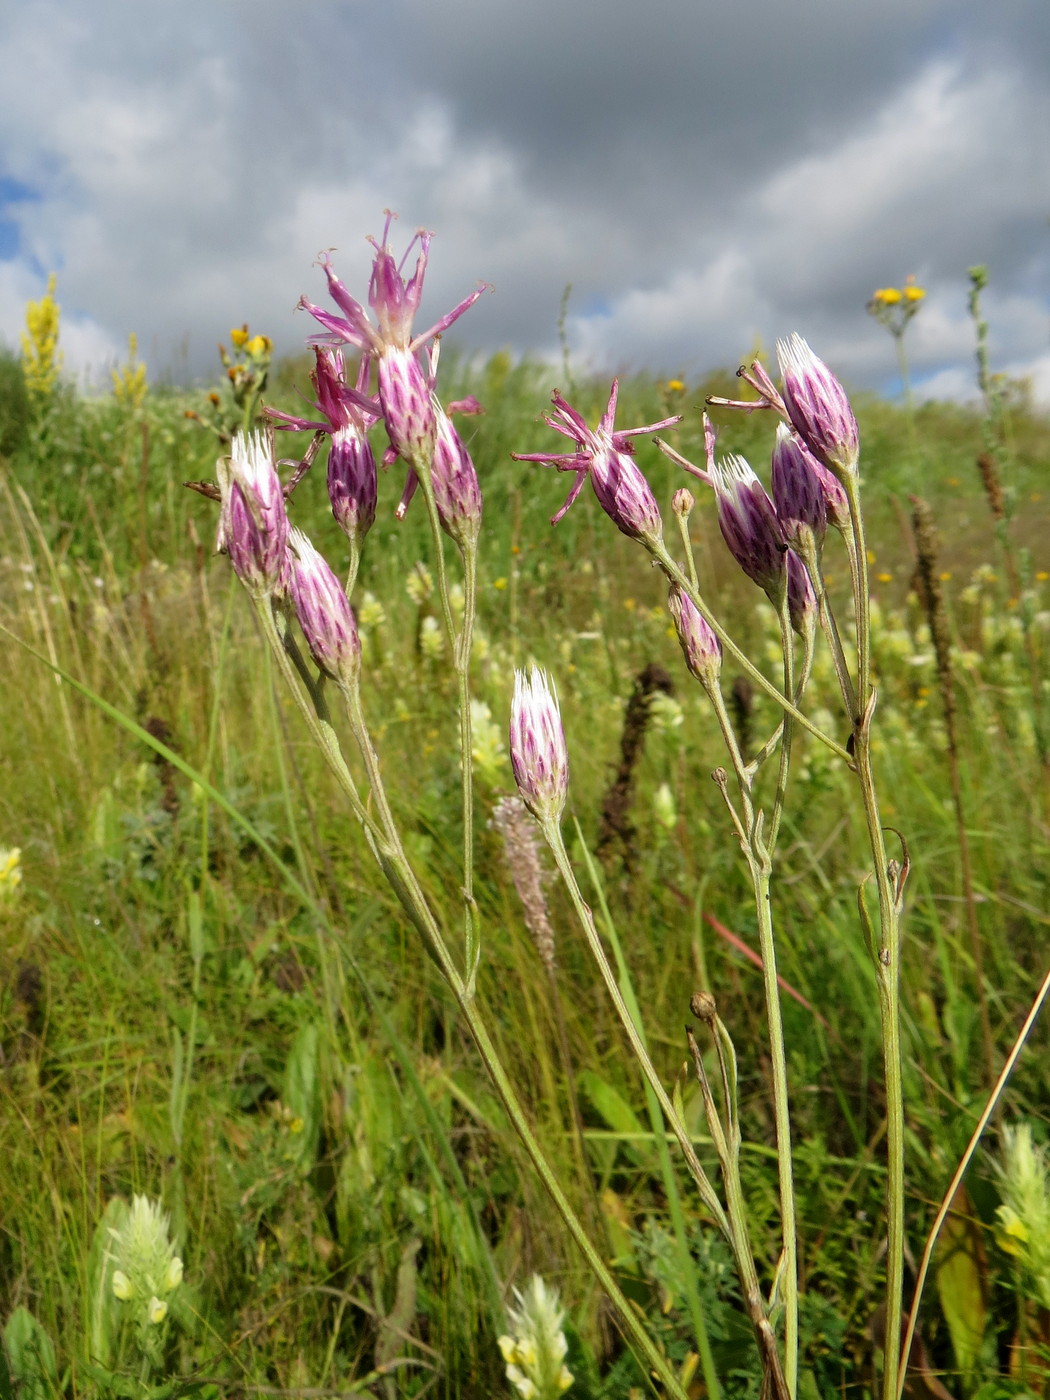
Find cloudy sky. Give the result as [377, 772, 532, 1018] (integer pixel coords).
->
[1, 0, 1048, 402]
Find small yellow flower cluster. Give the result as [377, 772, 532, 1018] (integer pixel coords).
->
[0, 847, 22, 896]
[112, 332, 148, 412]
[867, 276, 926, 335]
[21, 273, 64, 409]
[186, 323, 273, 443]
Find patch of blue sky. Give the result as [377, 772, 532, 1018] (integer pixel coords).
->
[0, 175, 42, 260]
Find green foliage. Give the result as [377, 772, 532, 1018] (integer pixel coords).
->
[0, 348, 29, 457]
[0, 352, 1048, 1396]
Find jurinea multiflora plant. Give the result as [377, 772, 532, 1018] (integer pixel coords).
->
[204, 218, 912, 1400]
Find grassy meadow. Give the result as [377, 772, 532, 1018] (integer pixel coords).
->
[1, 329, 1050, 1400]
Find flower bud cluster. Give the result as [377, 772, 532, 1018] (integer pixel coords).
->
[107, 1195, 184, 1330]
[498, 1275, 575, 1400]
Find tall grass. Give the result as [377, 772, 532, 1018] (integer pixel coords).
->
[1, 346, 1050, 1399]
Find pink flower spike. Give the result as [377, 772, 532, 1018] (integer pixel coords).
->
[510, 668, 569, 825]
[512, 382, 671, 546]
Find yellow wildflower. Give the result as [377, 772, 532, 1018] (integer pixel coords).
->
[903, 284, 925, 302]
[0, 847, 21, 894]
[21, 273, 63, 408]
[666, 378, 686, 393]
[229, 326, 249, 348]
[873, 287, 902, 305]
[112, 332, 148, 411]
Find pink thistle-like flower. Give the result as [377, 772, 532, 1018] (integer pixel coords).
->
[216, 431, 290, 597]
[510, 668, 569, 825]
[267, 348, 380, 546]
[513, 381, 678, 546]
[776, 334, 859, 480]
[298, 215, 487, 473]
[710, 454, 787, 602]
[287, 528, 361, 686]
[667, 584, 721, 687]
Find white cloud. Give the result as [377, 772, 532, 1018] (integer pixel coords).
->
[0, 1, 1045, 403]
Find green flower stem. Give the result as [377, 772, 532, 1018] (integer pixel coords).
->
[798, 536, 857, 721]
[343, 537, 362, 602]
[413, 469, 481, 990]
[650, 540, 850, 762]
[543, 820, 730, 1234]
[767, 597, 797, 854]
[258, 594, 689, 1400]
[702, 676, 798, 1398]
[575, 836, 722, 1400]
[840, 475, 905, 1400]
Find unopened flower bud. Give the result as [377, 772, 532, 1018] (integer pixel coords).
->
[217, 432, 290, 597]
[431, 401, 483, 549]
[510, 669, 569, 825]
[771, 423, 826, 549]
[786, 549, 817, 640]
[165, 1257, 184, 1292]
[776, 334, 859, 480]
[378, 348, 437, 473]
[690, 990, 717, 1022]
[711, 455, 786, 602]
[667, 584, 721, 687]
[112, 1270, 132, 1301]
[288, 529, 361, 686]
[328, 429, 378, 545]
[672, 487, 695, 519]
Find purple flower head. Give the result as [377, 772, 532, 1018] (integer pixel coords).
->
[298, 217, 488, 474]
[771, 422, 827, 550]
[266, 349, 380, 547]
[510, 668, 569, 825]
[513, 381, 678, 546]
[216, 431, 290, 597]
[667, 584, 721, 687]
[710, 454, 787, 602]
[776, 334, 859, 480]
[786, 549, 817, 641]
[287, 528, 361, 686]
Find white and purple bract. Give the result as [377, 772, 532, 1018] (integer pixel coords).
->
[513, 381, 677, 546]
[509, 668, 569, 825]
[771, 422, 827, 550]
[216, 431, 290, 598]
[287, 528, 361, 685]
[667, 584, 722, 686]
[776, 334, 859, 481]
[785, 549, 817, 640]
[711, 454, 787, 602]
